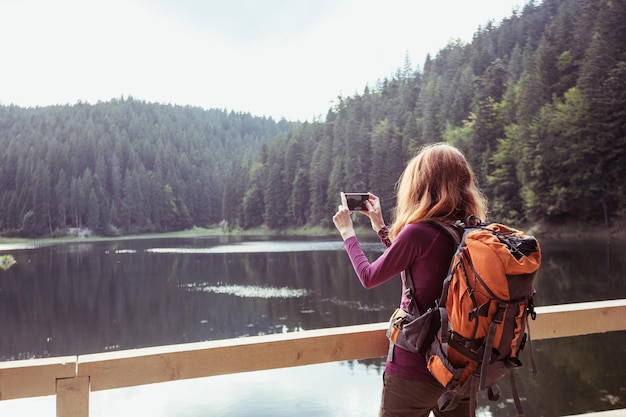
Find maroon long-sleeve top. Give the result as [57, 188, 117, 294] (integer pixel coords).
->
[343, 221, 455, 382]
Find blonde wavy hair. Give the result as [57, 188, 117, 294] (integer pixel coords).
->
[389, 143, 488, 240]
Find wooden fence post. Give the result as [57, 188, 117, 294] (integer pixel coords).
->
[56, 377, 89, 417]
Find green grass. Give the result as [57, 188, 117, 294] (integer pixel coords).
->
[0, 226, 223, 245]
[0, 225, 358, 245]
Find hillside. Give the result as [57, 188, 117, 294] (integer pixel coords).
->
[231, 0, 626, 231]
[1, 0, 625, 238]
[0, 100, 295, 236]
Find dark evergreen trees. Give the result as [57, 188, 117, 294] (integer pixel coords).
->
[0, 101, 292, 237]
[1, 0, 625, 236]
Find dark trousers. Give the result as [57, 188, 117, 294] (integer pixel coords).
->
[379, 373, 470, 417]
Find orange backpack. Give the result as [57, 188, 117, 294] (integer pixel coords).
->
[387, 217, 541, 417]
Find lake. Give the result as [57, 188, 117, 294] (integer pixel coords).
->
[0, 233, 624, 416]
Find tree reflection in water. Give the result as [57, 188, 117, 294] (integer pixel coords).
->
[0, 235, 624, 416]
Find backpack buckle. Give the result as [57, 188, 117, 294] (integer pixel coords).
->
[469, 302, 491, 322]
[527, 300, 537, 320]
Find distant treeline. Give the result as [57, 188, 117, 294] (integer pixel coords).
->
[0, 103, 294, 236]
[1, 0, 625, 238]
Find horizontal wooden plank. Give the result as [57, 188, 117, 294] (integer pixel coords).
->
[532, 299, 626, 340]
[79, 322, 390, 391]
[78, 299, 626, 391]
[0, 356, 76, 400]
[2, 300, 626, 400]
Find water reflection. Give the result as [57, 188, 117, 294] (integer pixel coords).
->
[533, 236, 626, 305]
[0, 236, 398, 360]
[147, 240, 347, 253]
[513, 332, 626, 416]
[0, 235, 624, 416]
[182, 282, 311, 298]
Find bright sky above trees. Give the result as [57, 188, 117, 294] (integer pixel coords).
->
[1, 0, 528, 121]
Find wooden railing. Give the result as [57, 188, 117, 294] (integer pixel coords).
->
[1, 299, 625, 417]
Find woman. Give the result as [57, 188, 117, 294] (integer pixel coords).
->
[332, 143, 487, 417]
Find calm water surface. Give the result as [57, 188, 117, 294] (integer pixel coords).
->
[0, 233, 624, 416]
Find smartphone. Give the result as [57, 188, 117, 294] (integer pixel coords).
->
[343, 192, 369, 211]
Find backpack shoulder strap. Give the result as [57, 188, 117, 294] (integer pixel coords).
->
[427, 217, 487, 309]
[424, 219, 463, 247]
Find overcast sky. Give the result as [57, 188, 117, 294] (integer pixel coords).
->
[1, 0, 529, 121]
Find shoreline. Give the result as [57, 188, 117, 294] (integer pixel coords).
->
[1, 222, 624, 247]
[0, 225, 353, 247]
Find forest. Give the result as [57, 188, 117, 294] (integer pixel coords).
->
[1, 0, 625, 238]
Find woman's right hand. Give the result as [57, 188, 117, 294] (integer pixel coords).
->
[362, 193, 386, 233]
